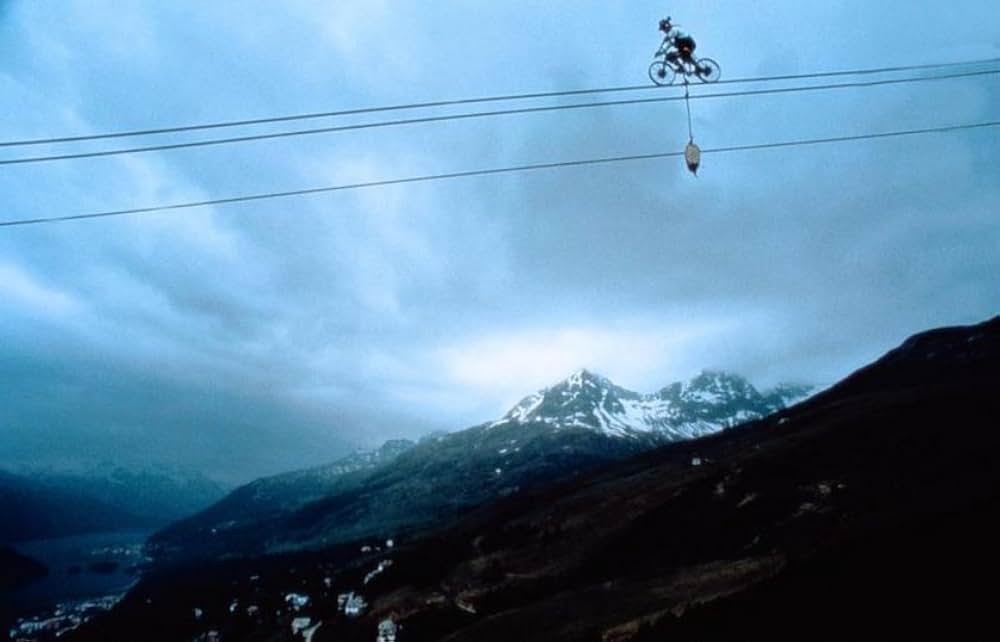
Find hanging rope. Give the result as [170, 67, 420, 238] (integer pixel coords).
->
[682, 77, 700, 175]
[684, 78, 694, 142]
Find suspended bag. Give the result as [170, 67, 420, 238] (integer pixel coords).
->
[685, 141, 701, 175]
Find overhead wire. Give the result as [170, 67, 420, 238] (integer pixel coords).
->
[1, 120, 996, 228]
[1, 68, 998, 167]
[1, 55, 998, 149]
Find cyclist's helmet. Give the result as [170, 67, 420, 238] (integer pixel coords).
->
[659, 17, 672, 33]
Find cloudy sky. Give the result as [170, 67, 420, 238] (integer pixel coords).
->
[1, 1, 997, 483]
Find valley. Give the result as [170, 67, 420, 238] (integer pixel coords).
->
[60, 317, 1000, 641]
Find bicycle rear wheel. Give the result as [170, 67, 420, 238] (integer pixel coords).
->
[648, 60, 676, 86]
[694, 58, 721, 83]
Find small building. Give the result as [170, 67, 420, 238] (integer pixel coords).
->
[291, 617, 312, 636]
[377, 618, 398, 642]
[339, 592, 367, 617]
[285, 593, 310, 610]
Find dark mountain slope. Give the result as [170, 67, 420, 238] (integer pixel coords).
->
[373, 315, 1000, 642]
[636, 491, 1000, 641]
[0, 546, 47, 591]
[0, 546, 48, 633]
[149, 425, 665, 563]
[151, 438, 416, 554]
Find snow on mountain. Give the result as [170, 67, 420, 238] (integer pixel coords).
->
[243, 439, 416, 507]
[491, 369, 812, 441]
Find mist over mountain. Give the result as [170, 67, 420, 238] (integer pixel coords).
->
[25, 464, 229, 526]
[0, 463, 230, 544]
[0, 471, 148, 543]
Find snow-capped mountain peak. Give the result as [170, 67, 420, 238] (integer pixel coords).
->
[491, 369, 638, 436]
[678, 370, 759, 402]
[492, 370, 813, 442]
[564, 368, 611, 388]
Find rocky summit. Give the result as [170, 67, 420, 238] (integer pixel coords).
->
[492, 368, 812, 440]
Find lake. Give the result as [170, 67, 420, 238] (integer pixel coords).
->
[4, 529, 152, 620]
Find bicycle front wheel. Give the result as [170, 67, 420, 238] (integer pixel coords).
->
[694, 58, 721, 83]
[648, 60, 676, 86]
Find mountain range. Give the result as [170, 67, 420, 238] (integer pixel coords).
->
[0, 470, 149, 543]
[149, 370, 809, 563]
[0, 465, 228, 543]
[68, 315, 1000, 642]
[493, 369, 810, 439]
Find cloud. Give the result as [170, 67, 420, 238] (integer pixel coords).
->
[0, 0, 997, 483]
[434, 318, 736, 410]
[0, 261, 81, 317]
[314, 0, 389, 59]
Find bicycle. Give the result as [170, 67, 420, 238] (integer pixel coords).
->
[649, 22, 721, 85]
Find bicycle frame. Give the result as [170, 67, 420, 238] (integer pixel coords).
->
[655, 46, 687, 76]
[654, 35, 695, 71]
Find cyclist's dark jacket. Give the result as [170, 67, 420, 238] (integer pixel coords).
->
[675, 35, 696, 55]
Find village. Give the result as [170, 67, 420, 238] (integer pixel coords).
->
[186, 538, 400, 642]
[9, 595, 122, 642]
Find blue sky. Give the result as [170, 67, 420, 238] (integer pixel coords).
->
[1, 1, 998, 482]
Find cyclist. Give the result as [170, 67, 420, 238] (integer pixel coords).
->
[658, 17, 697, 69]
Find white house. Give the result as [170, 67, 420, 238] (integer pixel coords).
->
[376, 618, 398, 642]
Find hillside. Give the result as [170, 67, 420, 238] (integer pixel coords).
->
[0, 471, 150, 543]
[27, 464, 228, 526]
[0, 546, 47, 591]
